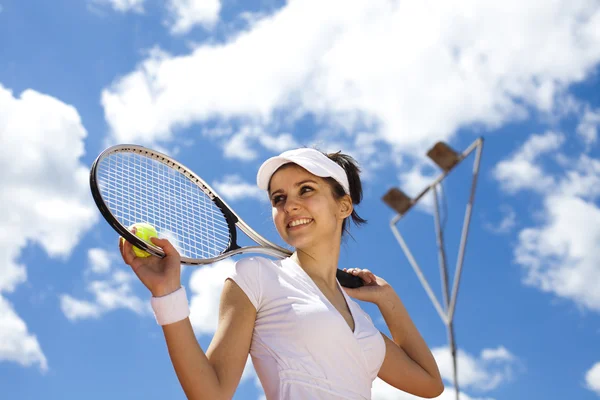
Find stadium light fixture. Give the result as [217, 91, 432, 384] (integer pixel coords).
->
[382, 137, 484, 400]
[382, 188, 413, 215]
[427, 141, 462, 172]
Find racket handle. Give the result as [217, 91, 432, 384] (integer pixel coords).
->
[337, 269, 364, 288]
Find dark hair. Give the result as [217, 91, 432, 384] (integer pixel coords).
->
[322, 150, 367, 236]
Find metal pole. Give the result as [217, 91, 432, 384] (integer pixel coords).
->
[433, 186, 460, 400]
[384, 137, 484, 399]
[448, 138, 484, 322]
[389, 220, 449, 324]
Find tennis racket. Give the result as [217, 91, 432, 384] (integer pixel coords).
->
[89, 144, 364, 288]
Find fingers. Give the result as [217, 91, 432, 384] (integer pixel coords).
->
[118, 228, 181, 268]
[120, 236, 136, 266]
[343, 268, 376, 284]
[150, 237, 179, 259]
[119, 226, 140, 266]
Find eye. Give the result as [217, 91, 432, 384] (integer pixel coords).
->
[271, 194, 285, 205]
[300, 185, 314, 194]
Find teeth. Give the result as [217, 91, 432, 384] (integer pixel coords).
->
[289, 218, 312, 227]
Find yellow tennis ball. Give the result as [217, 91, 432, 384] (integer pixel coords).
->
[121, 222, 158, 258]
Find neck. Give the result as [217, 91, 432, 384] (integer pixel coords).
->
[291, 236, 342, 290]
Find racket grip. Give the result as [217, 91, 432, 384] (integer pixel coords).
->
[337, 269, 364, 288]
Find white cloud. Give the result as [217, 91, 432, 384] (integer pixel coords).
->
[493, 131, 564, 194]
[0, 84, 97, 369]
[224, 129, 259, 161]
[88, 248, 112, 274]
[495, 129, 600, 311]
[352, 132, 386, 161]
[257, 131, 298, 153]
[215, 125, 298, 161]
[94, 0, 145, 13]
[101, 0, 600, 159]
[167, 0, 221, 34]
[484, 205, 516, 234]
[577, 106, 600, 147]
[480, 346, 515, 362]
[89, 271, 146, 312]
[61, 273, 147, 320]
[372, 378, 418, 399]
[372, 379, 494, 400]
[60, 249, 147, 321]
[60, 295, 103, 320]
[558, 155, 600, 200]
[432, 346, 517, 392]
[212, 175, 267, 203]
[396, 164, 438, 213]
[370, 345, 513, 399]
[515, 194, 600, 311]
[0, 297, 47, 372]
[0, 86, 96, 290]
[585, 362, 600, 395]
[188, 259, 235, 334]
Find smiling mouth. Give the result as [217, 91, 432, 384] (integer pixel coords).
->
[287, 218, 313, 228]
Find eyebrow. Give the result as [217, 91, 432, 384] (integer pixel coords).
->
[270, 179, 318, 197]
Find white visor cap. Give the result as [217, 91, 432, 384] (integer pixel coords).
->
[257, 148, 350, 195]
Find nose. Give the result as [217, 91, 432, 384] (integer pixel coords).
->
[283, 196, 300, 213]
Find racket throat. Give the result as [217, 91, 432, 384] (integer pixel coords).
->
[227, 243, 242, 251]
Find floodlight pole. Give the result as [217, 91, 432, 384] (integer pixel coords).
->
[384, 138, 484, 400]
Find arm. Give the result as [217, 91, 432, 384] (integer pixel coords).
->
[163, 279, 256, 400]
[376, 291, 444, 398]
[120, 235, 256, 399]
[342, 268, 444, 398]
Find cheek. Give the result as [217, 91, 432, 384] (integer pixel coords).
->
[307, 197, 338, 222]
[272, 207, 284, 227]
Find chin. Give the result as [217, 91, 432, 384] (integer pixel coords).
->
[283, 235, 313, 251]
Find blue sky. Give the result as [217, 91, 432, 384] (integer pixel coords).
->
[1, 0, 600, 399]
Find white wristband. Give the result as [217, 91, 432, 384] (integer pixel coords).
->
[150, 286, 190, 326]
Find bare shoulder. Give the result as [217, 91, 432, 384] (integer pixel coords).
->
[221, 277, 257, 312]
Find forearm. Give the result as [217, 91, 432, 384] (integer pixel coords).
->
[162, 318, 224, 400]
[377, 290, 441, 381]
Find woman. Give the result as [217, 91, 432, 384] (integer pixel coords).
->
[119, 147, 444, 399]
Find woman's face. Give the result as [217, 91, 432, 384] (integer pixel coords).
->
[269, 164, 350, 250]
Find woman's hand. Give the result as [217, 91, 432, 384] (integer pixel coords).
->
[119, 227, 182, 297]
[341, 268, 394, 305]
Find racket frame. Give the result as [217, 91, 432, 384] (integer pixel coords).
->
[90, 144, 292, 265]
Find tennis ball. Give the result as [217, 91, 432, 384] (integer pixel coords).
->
[121, 222, 158, 258]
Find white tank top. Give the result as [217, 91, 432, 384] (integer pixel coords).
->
[228, 257, 386, 400]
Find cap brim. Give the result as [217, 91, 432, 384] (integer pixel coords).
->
[256, 156, 332, 191]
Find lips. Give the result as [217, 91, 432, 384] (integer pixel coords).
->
[287, 218, 313, 228]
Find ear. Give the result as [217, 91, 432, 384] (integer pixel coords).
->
[338, 195, 353, 220]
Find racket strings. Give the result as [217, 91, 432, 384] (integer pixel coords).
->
[97, 152, 232, 259]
